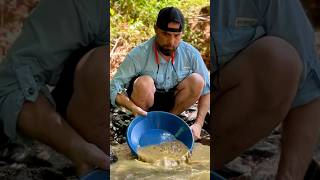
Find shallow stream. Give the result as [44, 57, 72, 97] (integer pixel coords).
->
[111, 142, 210, 179]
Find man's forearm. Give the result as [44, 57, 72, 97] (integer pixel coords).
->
[195, 93, 210, 127]
[115, 93, 138, 112]
[18, 95, 88, 161]
[115, 93, 148, 116]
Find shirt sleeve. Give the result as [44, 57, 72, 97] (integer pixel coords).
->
[110, 51, 142, 106]
[1, 0, 105, 96]
[95, 0, 109, 46]
[0, 0, 106, 141]
[189, 46, 210, 95]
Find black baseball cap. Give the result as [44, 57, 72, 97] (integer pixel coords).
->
[156, 7, 185, 32]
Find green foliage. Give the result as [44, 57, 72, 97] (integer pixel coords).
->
[110, 0, 209, 49]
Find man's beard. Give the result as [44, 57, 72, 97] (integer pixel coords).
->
[157, 43, 177, 56]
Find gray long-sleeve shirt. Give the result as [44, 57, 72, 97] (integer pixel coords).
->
[0, 0, 108, 141]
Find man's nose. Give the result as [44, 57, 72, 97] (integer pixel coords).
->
[168, 36, 175, 47]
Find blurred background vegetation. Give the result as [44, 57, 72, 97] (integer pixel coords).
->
[110, 0, 210, 78]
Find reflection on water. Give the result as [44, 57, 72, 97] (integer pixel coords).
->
[111, 142, 210, 180]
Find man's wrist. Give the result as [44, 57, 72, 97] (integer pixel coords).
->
[195, 115, 205, 127]
[194, 119, 204, 128]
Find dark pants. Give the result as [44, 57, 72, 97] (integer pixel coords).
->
[126, 76, 176, 112]
[51, 45, 96, 118]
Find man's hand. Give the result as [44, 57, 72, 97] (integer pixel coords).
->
[192, 93, 209, 141]
[131, 106, 147, 116]
[190, 122, 202, 141]
[115, 93, 147, 116]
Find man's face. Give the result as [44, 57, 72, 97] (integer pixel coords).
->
[155, 22, 183, 56]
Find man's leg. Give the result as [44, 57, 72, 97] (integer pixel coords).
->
[277, 98, 320, 180]
[170, 73, 204, 115]
[130, 73, 204, 114]
[212, 36, 302, 169]
[66, 46, 109, 172]
[130, 75, 156, 111]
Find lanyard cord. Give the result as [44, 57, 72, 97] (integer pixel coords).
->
[153, 42, 175, 65]
[153, 42, 175, 77]
[153, 42, 178, 87]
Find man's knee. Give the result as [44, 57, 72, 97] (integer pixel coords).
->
[246, 36, 302, 109]
[130, 75, 155, 109]
[67, 46, 107, 122]
[133, 75, 156, 94]
[180, 73, 204, 95]
[249, 36, 302, 79]
[74, 46, 107, 94]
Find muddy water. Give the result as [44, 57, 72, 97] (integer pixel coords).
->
[137, 140, 190, 166]
[110, 142, 210, 180]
